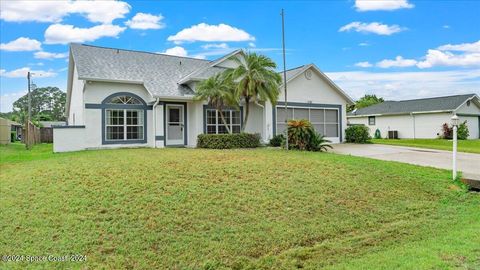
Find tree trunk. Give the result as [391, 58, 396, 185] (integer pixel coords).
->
[217, 108, 231, 134]
[241, 97, 250, 132]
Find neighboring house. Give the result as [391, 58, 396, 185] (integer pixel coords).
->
[0, 117, 21, 144]
[54, 44, 353, 152]
[348, 94, 480, 139]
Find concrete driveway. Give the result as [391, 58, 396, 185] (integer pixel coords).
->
[331, 144, 480, 180]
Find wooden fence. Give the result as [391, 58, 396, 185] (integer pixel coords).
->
[22, 121, 41, 147]
[40, 127, 53, 143]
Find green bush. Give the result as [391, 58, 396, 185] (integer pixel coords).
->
[269, 134, 284, 147]
[345, 125, 371, 143]
[197, 133, 261, 149]
[457, 121, 469, 140]
[10, 131, 17, 142]
[374, 129, 381, 139]
[284, 119, 332, 152]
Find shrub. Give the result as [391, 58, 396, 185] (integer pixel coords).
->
[10, 131, 17, 142]
[441, 121, 469, 140]
[374, 129, 381, 139]
[345, 125, 371, 143]
[269, 134, 284, 147]
[284, 119, 332, 152]
[458, 121, 469, 140]
[197, 133, 261, 149]
[308, 132, 332, 152]
[441, 123, 453, 139]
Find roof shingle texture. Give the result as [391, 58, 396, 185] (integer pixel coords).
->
[71, 44, 212, 97]
[349, 94, 476, 116]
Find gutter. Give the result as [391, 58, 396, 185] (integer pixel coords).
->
[152, 98, 160, 148]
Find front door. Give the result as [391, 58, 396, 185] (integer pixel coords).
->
[166, 105, 184, 145]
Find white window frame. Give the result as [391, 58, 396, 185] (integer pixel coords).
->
[105, 109, 144, 141]
[206, 109, 241, 134]
[276, 106, 340, 137]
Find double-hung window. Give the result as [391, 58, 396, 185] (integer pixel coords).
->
[206, 109, 241, 134]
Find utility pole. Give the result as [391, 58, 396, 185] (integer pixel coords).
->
[25, 71, 32, 149]
[281, 9, 288, 150]
[28, 71, 32, 120]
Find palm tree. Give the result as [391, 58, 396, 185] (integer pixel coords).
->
[225, 52, 282, 131]
[194, 73, 238, 133]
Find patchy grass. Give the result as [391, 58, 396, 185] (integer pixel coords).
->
[373, 138, 480, 154]
[1, 145, 479, 269]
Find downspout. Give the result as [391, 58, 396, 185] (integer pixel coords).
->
[411, 112, 416, 139]
[152, 98, 160, 148]
[255, 101, 266, 142]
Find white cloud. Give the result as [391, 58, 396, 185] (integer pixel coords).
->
[0, 37, 42, 51]
[0, 0, 130, 24]
[162, 46, 188, 57]
[437, 40, 480, 52]
[355, 0, 414, 11]
[0, 67, 57, 78]
[339, 22, 405, 35]
[327, 69, 480, 100]
[358, 42, 370, 46]
[125, 13, 165, 30]
[0, 91, 26, 112]
[201, 43, 229, 49]
[248, 42, 256, 47]
[34, 51, 68, 59]
[44, 24, 126, 44]
[356, 40, 480, 69]
[443, 25, 451, 29]
[417, 49, 480, 68]
[376, 56, 417, 68]
[355, 61, 373, 68]
[168, 23, 255, 44]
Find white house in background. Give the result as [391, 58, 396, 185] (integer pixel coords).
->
[53, 44, 353, 152]
[348, 94, 480, 139]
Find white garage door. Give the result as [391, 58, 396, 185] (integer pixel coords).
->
[276, 107, 339, 139]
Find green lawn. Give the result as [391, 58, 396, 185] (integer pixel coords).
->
[1, 144, 479, 269]
[372, 138, 480, 154]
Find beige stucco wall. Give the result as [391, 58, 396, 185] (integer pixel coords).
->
[278, 67, 349, 142]
[68, 65, 85, 125]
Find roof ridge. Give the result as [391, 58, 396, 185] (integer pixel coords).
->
[386, 93, 476, 103]
[73, 43, 211, 62]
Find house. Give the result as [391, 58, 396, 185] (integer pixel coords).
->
[347, 94, 480, 139]
[53, 44, 353, 152]
[0, 117, 22, 144]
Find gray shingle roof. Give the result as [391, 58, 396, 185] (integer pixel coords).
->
[349, 94, 477, 116]
[280, 65, 306, 82]
[70, 44, 212, 97]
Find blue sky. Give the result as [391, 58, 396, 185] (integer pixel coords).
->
[1, 0, 479, 112]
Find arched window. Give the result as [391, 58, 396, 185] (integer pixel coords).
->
[107, 95, 143, 105]
[102, 93, 147, 144]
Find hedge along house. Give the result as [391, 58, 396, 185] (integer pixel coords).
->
[54, 44, 353, 152]
[347, 94, 480, 139]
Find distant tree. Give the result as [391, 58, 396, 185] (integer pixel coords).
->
[348, 94, 384, 112]
[12, 86, 66, 122]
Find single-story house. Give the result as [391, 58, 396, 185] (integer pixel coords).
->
[347, 94, 480, 139]
[53, 44, 353, 152]
[0, 117, 22, 144]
